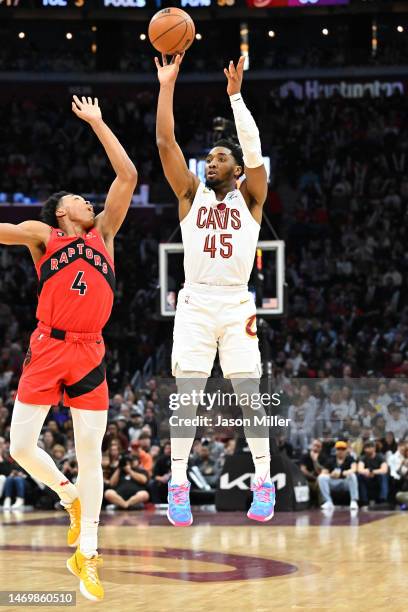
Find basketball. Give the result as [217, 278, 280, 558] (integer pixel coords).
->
[148, 7, 195, 56]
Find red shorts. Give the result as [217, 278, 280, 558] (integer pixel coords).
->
[17, 323, 108, 410]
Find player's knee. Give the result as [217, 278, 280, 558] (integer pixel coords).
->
[10, 438, 32, 464]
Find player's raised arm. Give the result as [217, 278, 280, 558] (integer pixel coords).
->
[71, 96, 138, 242]
[154, 54, 199, 219]
[0, 220, 50, 262]
[224, 57, 267, 223]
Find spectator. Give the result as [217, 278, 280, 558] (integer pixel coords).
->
[129, 440, 153, 477]
[385, 404, 408, 441]
[150, 440, 171, 503]
[104, 454, 149, 510]
[357, 441, 389, 506]
[192, 444, 220, 488]
[317, 441, 359, 511]
[300, 439, 326, 506]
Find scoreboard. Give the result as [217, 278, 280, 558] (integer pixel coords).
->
[0, 0, 350, 8]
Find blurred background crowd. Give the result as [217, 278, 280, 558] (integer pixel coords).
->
[1, 0, 408, 512]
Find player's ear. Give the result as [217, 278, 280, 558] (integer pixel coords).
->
[55, 206, 66, 219]
[234, 164, 243, 179]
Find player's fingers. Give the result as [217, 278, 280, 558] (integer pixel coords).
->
[154, 56, 161, 69]
[87, 96, 92, 105]
[71, 102, 80, 115]
[94, 97, 99, 107]
[229, 60, 237, 76]
[223, 68, 230, 79]
[73, 95, 82, 108]
[161, 53, 167, 66]
[179, 52, 185, 64]
[81, 96, 87, 104]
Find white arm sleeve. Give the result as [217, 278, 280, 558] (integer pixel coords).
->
[229, 93, 263, 168]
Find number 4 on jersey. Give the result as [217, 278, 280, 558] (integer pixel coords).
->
[71, 271, 87, 296]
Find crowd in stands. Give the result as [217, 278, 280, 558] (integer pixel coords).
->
[1, 73, 408, 510]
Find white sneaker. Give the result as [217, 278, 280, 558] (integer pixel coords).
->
[321, 501, 334, 511]
[349, 500, 359, 511]
[2, 497, 11, 511]
[11, 497, 24, 510]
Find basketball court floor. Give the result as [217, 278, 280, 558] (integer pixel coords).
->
[0, 508, 407, 611]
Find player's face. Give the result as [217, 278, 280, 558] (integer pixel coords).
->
[58, 194, 95, 229]
[205, 147, 241, 188]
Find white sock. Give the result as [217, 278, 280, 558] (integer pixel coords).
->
[80, 517, 99, 557]
[54, 480, 78, 505]
[253, 455, 272, 485]
[171, 459, 188, 485]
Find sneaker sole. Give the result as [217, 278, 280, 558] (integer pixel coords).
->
[67, 561, 103, 602]
[79, 580, 103, 602]
[166, 508, 193, 527]
[247, 510, 275, 522]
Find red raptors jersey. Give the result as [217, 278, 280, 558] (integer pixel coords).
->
[35, 227, 115, 333]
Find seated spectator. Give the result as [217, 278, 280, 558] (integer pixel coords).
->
[357, 441, 389, 506]
[128, 413, 144, 442]
[192, 443, 220, 488]
[381, 431, 398, 456]
[385, 404, 408, 441]
[51, 444, 66, 468]
[150, 440, 171, 503]
[317, 441, 359, 511]
[2, 461, 27, 510]
[104, 455, 149, 510]
[46, 419, 66, 446]
[102, 422, 128, 453]
[129, 440, 153, 477]
[388, 441, 408, 503]
[395, 443, 408, 507]
[300, 439, 326, 506]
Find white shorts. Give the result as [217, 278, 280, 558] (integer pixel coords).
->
[171, 283, 262, 377]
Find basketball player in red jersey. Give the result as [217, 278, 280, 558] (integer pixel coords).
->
[0, 96, 137, 601]
[155, 55, 275, 527]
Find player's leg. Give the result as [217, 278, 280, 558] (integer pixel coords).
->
[219, 291, 275, 521]
[169, 287, 217, 526]
[10, 399, 78, 505]
[67, 407, 107, 602]
[229, 372, 275, 522]
[168, 367, 208, 526]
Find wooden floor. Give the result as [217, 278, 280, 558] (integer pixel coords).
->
[0, 508, 407, 611]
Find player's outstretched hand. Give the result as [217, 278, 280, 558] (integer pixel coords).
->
[224, 56, 245, 96]
[154, 53, 184, 86]
[72, 95, 102, 124]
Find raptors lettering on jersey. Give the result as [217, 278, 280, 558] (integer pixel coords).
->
[35, 227, 115, 333]
[181, 182, 260, 286]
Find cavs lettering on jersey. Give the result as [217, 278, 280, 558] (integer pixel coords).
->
[181, 182, 260, 286]
[35, 227, 115, 333]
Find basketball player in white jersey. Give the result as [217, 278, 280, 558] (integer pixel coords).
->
[155, 54, 274, 525]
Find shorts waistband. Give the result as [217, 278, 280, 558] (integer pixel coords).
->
[184, 282, 248, 294]
[37, 322, 103, 343]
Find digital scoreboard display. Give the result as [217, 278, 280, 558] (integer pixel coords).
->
[246, 0, 349, 7]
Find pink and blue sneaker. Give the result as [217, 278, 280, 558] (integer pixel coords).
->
[167, 481, 193, 527]
[247, 480, 275, 522]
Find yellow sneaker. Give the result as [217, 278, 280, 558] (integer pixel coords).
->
[66, 548, 104, 602]
[64, 498, 81, 547]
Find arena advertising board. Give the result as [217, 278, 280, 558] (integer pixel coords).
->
[278, 77, 405, 99]
[246, 0, 349, 7]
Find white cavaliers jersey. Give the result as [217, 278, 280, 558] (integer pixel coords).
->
[180, 181, 260, 286]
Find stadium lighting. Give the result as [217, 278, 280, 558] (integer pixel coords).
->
[91, 26, 97, 32]
[140, 34, 146, 41]
[322, 28, 329, 36]
[66, 32, 73, 40]
[397, 26, 404, 33]
[268, 30, 275, 38]
[195, 33, 202, 40]
[18, 32, 25, 40]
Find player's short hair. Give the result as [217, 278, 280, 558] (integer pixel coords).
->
[212, 139, 244, 174]
[40, 191, 71, 227]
